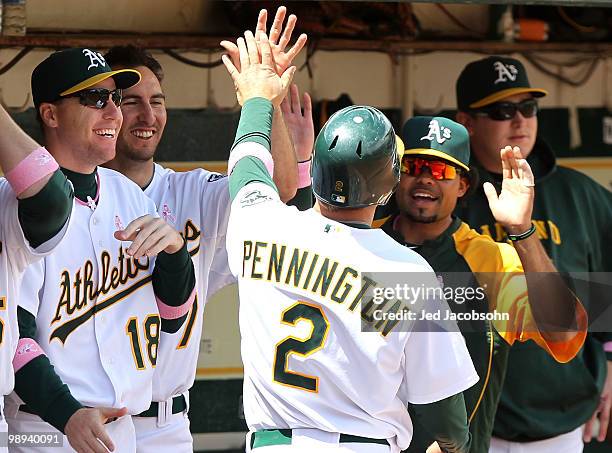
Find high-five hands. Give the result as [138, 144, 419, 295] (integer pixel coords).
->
[222, 31, 295, 108]
[220, 6, 307, 77]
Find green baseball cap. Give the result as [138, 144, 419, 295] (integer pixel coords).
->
[401, 116, 470, 172]
[32, 48, 141, 108]
[456, 56, 547, 111]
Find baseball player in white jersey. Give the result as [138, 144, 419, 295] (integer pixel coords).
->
[100, 8, 308, 451]
[4, 48, 196, 453]
[221, 32, 478, 452]
[0, 103, 73, 453]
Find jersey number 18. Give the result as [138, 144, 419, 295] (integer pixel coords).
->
[126, 314, 161, 369]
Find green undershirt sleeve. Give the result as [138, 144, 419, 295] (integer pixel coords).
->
[228, 98, 275, 201]
[408, 393, 471, 453]
[17, 169, 74, 249]
[15, 307, 83, 433]
[152, 240, 195, 333]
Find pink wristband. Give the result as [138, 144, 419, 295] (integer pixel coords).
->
[5, 147, 59, 196]
[604, 342, 612, 353]
[228, 142, 274, 177]
[157, 288, 196, 320]
[13, 338, 45, 372]
[297, 160, 312, 189]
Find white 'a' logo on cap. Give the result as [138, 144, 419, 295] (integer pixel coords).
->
[420, 119, 451, 144]
[82, 49, 107, 71]
[493, 61, 518, 84]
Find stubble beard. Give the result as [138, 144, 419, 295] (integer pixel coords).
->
[403, 209, 438, 224]
[117, 138, 157, 164]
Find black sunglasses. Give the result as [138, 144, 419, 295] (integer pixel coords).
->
[471, 98, 538, 121]
[64, 88, 123, 109]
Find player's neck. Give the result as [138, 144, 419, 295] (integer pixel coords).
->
[104, 156, 155, 189]
[396, 213, 452, 245]
[44, 133, 104, 173]
[44, 144, 97, 174]
[315, 201, 376, 227]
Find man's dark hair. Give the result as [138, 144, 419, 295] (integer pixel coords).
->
[104, 45, 164, 82]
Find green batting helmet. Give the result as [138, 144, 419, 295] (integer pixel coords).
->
[312, 106, 400, 208]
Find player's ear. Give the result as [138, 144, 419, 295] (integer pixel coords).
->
[455, 111, 474, 137]
[39, 102, 59, 128]
[457, 174, 469, 198]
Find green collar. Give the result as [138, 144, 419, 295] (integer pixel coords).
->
[384, 215, 465, 270]
[60, 167, 98, 206]
[383, 215, 462, 246]
[416, 216, 463, 252]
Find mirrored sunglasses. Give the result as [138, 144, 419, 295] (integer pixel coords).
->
[64, 88, 122, 109]
[401, 157, 461, 180]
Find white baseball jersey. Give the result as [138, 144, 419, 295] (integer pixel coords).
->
[227, 181, 478, 450]
[0, 179, 68, 397]
[17, 168, 161, 414]
[143, 163, 234, 401]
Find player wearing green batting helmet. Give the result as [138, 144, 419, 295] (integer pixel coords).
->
[311, 106, 401, 208]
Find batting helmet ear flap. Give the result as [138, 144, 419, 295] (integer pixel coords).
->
[311, 106, 401, 208]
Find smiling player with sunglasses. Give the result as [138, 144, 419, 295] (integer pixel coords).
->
[4, 48, 197, 453]
[379, 116, 586, 453]
[453, 56, 612, 453]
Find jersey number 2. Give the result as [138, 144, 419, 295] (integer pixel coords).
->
[273, 301, 329, 392]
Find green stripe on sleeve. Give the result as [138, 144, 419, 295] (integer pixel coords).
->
[229, 156, 276, 201]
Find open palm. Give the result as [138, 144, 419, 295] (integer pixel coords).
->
[221, 32, 295, 108]
[221, 7, 307, 77]
[483, 146, 535, 231]
[280, 84, 314, 162]
[255, 7, 307, 75]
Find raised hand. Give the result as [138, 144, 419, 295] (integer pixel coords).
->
[483, 145, 535, 234]
[222, 31, 295, 108]
[65, 406, 127, 453]
[280, 84, 314, 162]
[255, 6, 307, 74]
[220, 6, 307, 76]
[114, 214, 184, 259]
